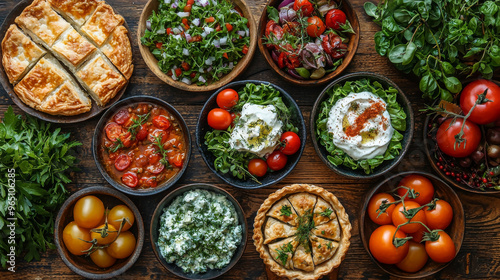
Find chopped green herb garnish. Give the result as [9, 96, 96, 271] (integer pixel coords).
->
[275, 242, 294, 266]
[280, 205, 293, 217]
[319, 208, 333, 218]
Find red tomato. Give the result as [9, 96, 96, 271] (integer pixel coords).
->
[267, 151, 288, 171]
[217, 89, 239, 109]
[321, 33, 348, 59]
[156, 42, 163, 49]
[119, 132, 133, 148]
[149, 153, 161, 165]
[147, 162, 165, 174]
[409, 227, 426, 243]
[396, 241, 429, 273]
[425, 231, 456, 263]
[436, 118, 481, 158]
[325, 9, 347, 30]
[280, 132, 301, 155]
[293, 0, 314, 17]
[396, 174, 435, 205]
[136, 125, 148, 141]
[207, 108, 232, 130]
[115, 154, 131, 171]
[105, 122, 123, 142]
[460, 79, 500, 124]
[369, 225, 409, 264]
[152, 115, 171, 130]
[424, 200, 453, 230]
[114, 109, 130, 125]
[306, 16, 326, 37]
[122, 171, 138, 188]
[230, 112, 239, 126]
[168, 153, 184, 167]
[367, 193, 396, 225]
[242, 45, 249, 54]
[277, 52, 287, 69]
[139, 177, 157, 188]
[265, 20, 283, 39]
[392, 201, 427, 233]
[149, 129, 169, 143]
[248, 159, 268, 177]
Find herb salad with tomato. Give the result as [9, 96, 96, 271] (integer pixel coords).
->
[141, 0, 250, 86]
[100, 103, 187, 190]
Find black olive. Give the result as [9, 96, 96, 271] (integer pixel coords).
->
[488, 145, 500, 159]
[459, 157, 472, 168]
[471, 150, 485, 164]
[487, 129, 500, 145]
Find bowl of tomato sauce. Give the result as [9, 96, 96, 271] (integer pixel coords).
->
[93, 96, 191, 196]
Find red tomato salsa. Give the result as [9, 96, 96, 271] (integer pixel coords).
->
[100, 103, 187, 189]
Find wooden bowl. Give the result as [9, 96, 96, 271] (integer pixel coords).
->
[257, 0, 359, 86]
[150, 183, 248, 279]
[0, 0, 130, 123]
[359, 171, 465, 278]
[92, 95, 192, 196]
[54, 186, 144, 279]
[137, 0, 257, 92]
[310, 72, 414, 179]
[195, 80, 307, 189]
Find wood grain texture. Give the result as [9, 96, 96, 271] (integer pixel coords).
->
[0, 0, 500, 279]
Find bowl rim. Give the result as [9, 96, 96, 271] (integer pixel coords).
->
[149, 183, 248, 280]
[92, 95, 192, 196]
[195, 79, 307, 189]
[54, 186, 145, 279]
[310, 71, 415, 179]
[358, 171, 465, 278]
[256, 0, 360, 86]
[137, 0, 258, 92]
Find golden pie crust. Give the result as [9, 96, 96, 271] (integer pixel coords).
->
[48, 0, 100, 27]
[81, 3, 124, 46]
[253, 184, 351, 280]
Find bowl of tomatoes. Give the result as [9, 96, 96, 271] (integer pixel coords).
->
[195, 80, 306, 188]
[257, 0, 359, 85]
[54, 186, 144, 279]
[360, 171, 465, 278]
[93, 96, 192, 196]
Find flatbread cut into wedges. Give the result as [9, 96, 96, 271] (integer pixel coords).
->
[268, 237, 299, 270]
[15, 0, 70, 47]
[48, 0, 101, 27]
[311, 217, 341, 241]
[292, 243, 315, 272]
[39, 81, 91, 115]
[80, 3, 124, 46]
[310, 234, 339, 266]
[313, 197, 337, 226]
[264, 217, 297, 244]
[100, 26, 133, 80]
[266, 198, 299, 226]
[52, 27, 96, 71]
[288, 192, 317, 217]
[1, 24, 46, 84]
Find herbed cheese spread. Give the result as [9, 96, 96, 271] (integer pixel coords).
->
[229, 103, 283, 157]
[327, 91, 394, 160]
[157, 189, 242, 274]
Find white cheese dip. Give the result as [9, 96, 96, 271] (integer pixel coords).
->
[229, 103, 283, 157]
[327, 91, 394, 160]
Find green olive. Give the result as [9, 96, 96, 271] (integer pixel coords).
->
[310, 67, 326, 79]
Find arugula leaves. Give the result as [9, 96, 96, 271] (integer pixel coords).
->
[0, 107, 81, 267]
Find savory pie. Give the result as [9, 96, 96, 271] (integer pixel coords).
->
[253, 184, 351, 280]
[2, 0, 132, 116]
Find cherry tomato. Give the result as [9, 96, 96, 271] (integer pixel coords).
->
[122, 171, 138, 188]
[119, 132, 133, 148]
[230, 112, 240, 126]
[285, 53, 301, 69]
[217, 89, 239, 109]
[325, 9, 347, 30]
[114, 109, 130, 125]
[108, 205, 135, 232]
[248, 159, 268, 177]
[155, 42, 163, 49]
[306, 16, 326, 37]
[90, 248, 116, 268]
[149, 129, 169, 143]
[279, 132, 301, 155]
[149, 153, 161, 165]
[136, 124, 148, 141]
[396, 174, 435, 205]
[392, 201, 427, 233]
[425, 231, 456, 263]
[293, 0, 314, 17]
[267, 150, 288, 171]
[147, 162, 165, 174]
[74, 196, 104, 229]
[168, 153, 184, 168]
[105, 122, 123, 142]
[409, 227, 426, 243]
[63, 221, 92, 256]
[367, 193, 396, 225]
[207, 108, 232, 130]
[436, 118, 481, 158]
[265, 20, 283, 39]
[242, 45, 249, 54]
[107, 231, 136, 259]
[321, 33, 348, 59]
[90, 224, 118, 245]
[396, 241, 429, 273]
[139, 176, 158, 188]
[460, 79, 500, 124]
[152, 115, 171, 130]
[424, 200, 453, 230]
[114, 154, 131, 171]
[277, 52, 287, 69]
[369, 225, 409, 264]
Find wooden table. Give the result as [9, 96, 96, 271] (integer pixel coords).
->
[1, 0, 500, 279]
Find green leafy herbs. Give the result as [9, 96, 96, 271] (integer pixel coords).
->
[296, 210, 315, 252]
[275, 241, 294, 266]
[364, 0, 500, 101]
[153, 135, 173, 169]
[319, 208, 333, 217]
[0, 107, 81, 267]
[280, 205, 293, 217]
[128, 113, 150, 139]
[315, 78, 407, 174]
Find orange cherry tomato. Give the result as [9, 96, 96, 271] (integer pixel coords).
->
[107, 231, 136, 259]
[216, 89, 239, 109]
[424, 199, 453, 230]
[108, 205, 135, 232]
[367, 193, 396, 225]
[90, 224, 118, 245]
[207, 108, 232, 130]
[396, 241, 429, 272]
[369, 225, 409, 264]
[248, 159, 268, 177]
[73, 196, 104, 229]
[392, 201, 427, 233]
[425, 231, 456, 263]
[90, 248, 116, 268]
[397, 174, 435, 205]
[62, 221, 92, 256]
[306, 16, 326, 37]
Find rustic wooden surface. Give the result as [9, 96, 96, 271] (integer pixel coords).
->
[1, 0, 500, 279]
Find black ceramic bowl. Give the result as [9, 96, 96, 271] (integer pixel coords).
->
[150, 183, 248, 280]
[92, 96, 192, 196]
[196, 80, 306, 189]
[310, 72, 414, 179]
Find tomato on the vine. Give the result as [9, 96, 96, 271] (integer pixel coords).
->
[306, 16, 326, 37]
[217, 89, 239, 109]
[369, 225, 409, 264]
[108, 205, 135, 231]
[248, 159, 268, 177]
[325, 9, 347, 30]
[436, 118, 481, 158]
[280, 132, 301, 155]
[63, 221, 92, 256]
[396, 241, 429, 273]
[106, 231, 136, 259]
[396, 174, 435, 205]
[424, 199, 453, 230]
[74, 196, 104, 229]
[90, 248, 116, 268]
[392, 201, 427, 233]
[460, 79, 500, 124]
[408, 227, 426, 243]
[367, 193, 396, 225]
[425, 231, 456, 263]
[91, 224, 118, 245]
[208, 108, 232, 130]
[293, 0, 314, 17]
[267, 150, 288, 171]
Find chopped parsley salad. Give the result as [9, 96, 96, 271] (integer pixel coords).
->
[141, 0, 250, 86]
